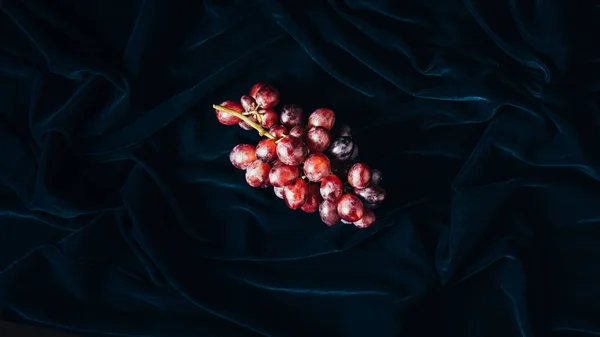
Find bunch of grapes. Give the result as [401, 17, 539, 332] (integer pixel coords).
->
[213, 82, 386, 228]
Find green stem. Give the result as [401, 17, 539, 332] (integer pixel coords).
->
[213, 104, 276, 140]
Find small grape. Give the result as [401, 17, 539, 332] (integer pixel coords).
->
[354, 184, 386, 206]
[320, 174, 343, 202]
[276, 136, 309, 166]
[270, 125, 288, 139]
[249, 82, 269, 98]
[215, 100, 243, 126]
[306, 126, 331, 153]
[348, 163, 371, 188]
[255, 139, 277, 163]
[301, 184, 322, 213]
[353, 208, 375, 228]
[289, 126, 305, 138]
[319, 200, 341, 226]
[268, 163, 300, 187]
[274, 186, 284, 199]
[303, 153, 331, 183]
[371, 169, 383, 184]
[328, 136, 354, 161]
[280, 104, 304, 128]
[255, 86, 280, 109]
[230, 144, 256, 169]
[245, 160, 271, 188]
[337, 194, 364, 222]
[339, 124, 352, 137]
[238, 113, 258, 130]
[240, 95, 258, 112]
[259, 108, 278, 129]
[283, 178, 308, 210]
[308, 108, 336, 130]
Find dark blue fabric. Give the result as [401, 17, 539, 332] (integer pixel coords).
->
[0, 0, 598, 336]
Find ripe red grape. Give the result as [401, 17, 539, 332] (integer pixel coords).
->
[255, 86, 280, 109]
[371, 169, 383, 184]
[215, 100, 243, 126]
[268, 163, 300, 187]
[308, 108, 336, 130]
[249, 82, 268, 98]
[229, 144, 256, 169]
[270, 125, 288, 139]
[259, 108, 278, 129]
[319, 200, 341, 226]
[301, 184, 322, 213]
[353, 208, 375, 228]
[245, 160, 271, 188]
[303, 153, 331, 183]
[240, 95, 258, 111]
[354, 184, 386, 206]
[306, 126, 331, 153]
[280, 104, 303, 128]
[274, 186, 284, 199]
[320, 174, 343, 202]
[337, 194, 364, 222]
[289, 126, 305, 138]
[329, 136, 354, 161]
[255, 139, 277, 163]
[283, 178, 308, 209]
[276, 136, 309, 166]
[348, 163, 371, 188]
[238, 113, 258, 130]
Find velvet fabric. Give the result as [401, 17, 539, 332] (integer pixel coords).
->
[0, 0, 598, 336]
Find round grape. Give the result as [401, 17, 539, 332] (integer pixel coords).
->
[348, 163, 371, 189]
[354, 184, 386, 206]
[280, 104, 304, 129]
[268, 163, 300, 187]
[320, 174, 343, 202]
[240, 95, 258, 112]
[276, 136, 309, 166]
[274, 186, 284, 199]
[301, 184, 322, 213]
[329, 136, 354, 161]
[353, 208, 375, 228]
[283, 178, 308, 210]
[215, 100, 243, 126]
[371, 169, 383, 184]
[308, 108, 336, 130]
[306, 126, 331, 153]
[270, 125, 288, 139]
[255, 139, 277, 163]
[289, 126, 305, 138]
[337, 194, 364, 222]
[229, 144, 256, 169]
[303, 153, 331, 183]
[319, 200, 341, 226]
[249, 82, 269, 98]
[245, 160, 271, 188]
[255, 86, 280, 109]
[259, 108, 278, 129]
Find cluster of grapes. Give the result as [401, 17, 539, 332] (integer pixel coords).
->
[213, 82, 386, 228]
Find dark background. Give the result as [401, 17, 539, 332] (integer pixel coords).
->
[1, 322, 78, 337]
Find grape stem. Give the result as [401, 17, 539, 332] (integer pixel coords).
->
[213, 104, 276, 140]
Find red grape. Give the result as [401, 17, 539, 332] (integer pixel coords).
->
[255, 86, 280, 109]
[215, 100, 243, 126]
[230, 144, 256, 169]
[371, 169, 383, 184]
[337, 194, 364, 222]
[238, 113, 258, 130]
[301, 184, 322, 213]
[353, 208, 375, 228]
[274, 186, 284, 199]
[245, 160, 271, 188]
[270, 125, 288, 139]
[354, 184, 386, 206]
[259, 108, 278, 129]
[303, 153, 331, 183]
[240, 95, 258, 111]
[319, 200, 341, 226]
[276, 136, 309, 166]
[289, 126, 305, 138]
[255, 139, 277, 163]
[348, 163, 371, 188]
[308, 108, 336, 130]
[329, 136, 354, 161]
[306, 126, 331, 153]
[320, 174, 343, 202]
[280, 104, 303, 128]
[268, 163, 300, 187]
[249, 82, 268, 98]
[283, 178, 308, 209]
